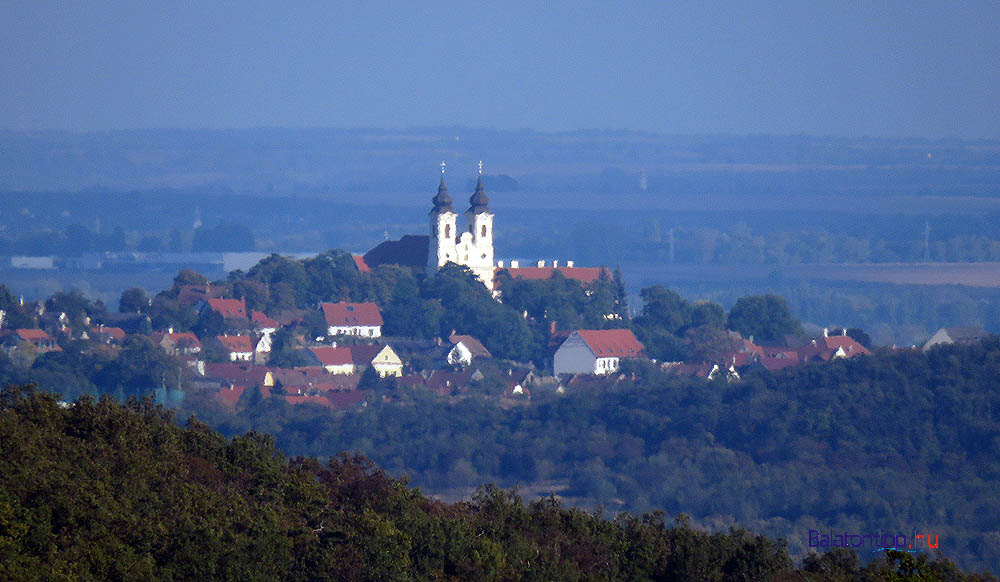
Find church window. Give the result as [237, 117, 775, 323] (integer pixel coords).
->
[481, 225, 487, 237]
[444, 224, 450, 238]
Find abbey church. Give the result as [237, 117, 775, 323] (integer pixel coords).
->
[426, 171, 495, 286]
[360, 166, 608, 290]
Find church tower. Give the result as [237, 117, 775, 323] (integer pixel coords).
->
[461, 172, 495, 287]
[428, 164, 458, 273]
[427, 162, 495, 289]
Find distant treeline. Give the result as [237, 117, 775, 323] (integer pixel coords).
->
[0, 386, 994, 582]
[3, 128, 1000, 196]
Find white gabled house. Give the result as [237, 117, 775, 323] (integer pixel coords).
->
[446, 333, 492, 367]
[320, 302, 383, 338]
[553, 329, 646, 376]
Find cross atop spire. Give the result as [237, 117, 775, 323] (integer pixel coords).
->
[440, 160, 446, 174]
[478, 160, 483, 176]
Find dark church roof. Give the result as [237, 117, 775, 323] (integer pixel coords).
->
[363, 235, 429, 269]
[431, 175, 454, 213]
[468, 175, 490, 214]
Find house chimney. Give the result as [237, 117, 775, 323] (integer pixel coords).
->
[823, 328, 829, 337]
[497, 259, 505, 268]
[168, 326, 174, 334]
[510, 260, 519, 268]
[842, 328, 848, 336]
[552, 260, 559, 268]
[537, 260, 546, 267]
[566, 260, 574, 267]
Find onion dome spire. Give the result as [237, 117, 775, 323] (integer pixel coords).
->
[468, 160, 490, 214]
[431, 161, 454, 213]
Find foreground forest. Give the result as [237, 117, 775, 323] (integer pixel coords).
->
[0, 386, 994, 582]
[185, 339, 1000, 574]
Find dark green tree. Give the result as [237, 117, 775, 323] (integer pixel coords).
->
[726, 294, 802, 344]
[119, 287, 150, 314]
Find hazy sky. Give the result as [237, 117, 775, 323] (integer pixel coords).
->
[3, 1, 998, 138]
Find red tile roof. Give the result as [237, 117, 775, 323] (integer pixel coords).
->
[575, 329, 646, 358]
[820, 335, 872, 356]
[759, 355, 802, 371]
[216, 335, 254, 353]
[497, 267, 610, 286]
[16, 329, 51, 341]
[216, 385, 246, 407]
[251, 311, 278, 329]
[90, 326, 126, 341]
[321, 302, 383, 327]
[207, 298, 247, 319]
[352, 254, 372, 273]
[310, 346, 353, 367]
[325, 390, 367, 409]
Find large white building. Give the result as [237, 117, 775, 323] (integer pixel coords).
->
[553, 329, 646, 376]
[427, 167, 495, 289]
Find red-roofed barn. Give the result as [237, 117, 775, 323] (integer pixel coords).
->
[553, 329, 646, 376]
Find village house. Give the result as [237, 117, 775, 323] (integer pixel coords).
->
[214, 335, 255, 362]
[321, 302, 383, 338]
[154, 331, 202, 357]
[922, 326, 989, 351]
[799, 329, 871, 362]
[553, 329, 646, 376]
[309, 344, 403, 377]
[309, 346, 355, 374]
[200, 297, 248, 321]
[1, 329, 61, 354]
[88, 325, 126, 345]
[446, 332, 492, 366]
[202, 362, 274, 391]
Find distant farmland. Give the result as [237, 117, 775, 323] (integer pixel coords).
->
[626, 262, 1000, 289]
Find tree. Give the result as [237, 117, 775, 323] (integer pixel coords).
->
[0, 285, 33, 329]
[635, 286, 691, 335]
[46, 290, 105, 324]
[119, 287, 150, 314]
[726, 294, 802, 344]
[193, 308, 225, 340]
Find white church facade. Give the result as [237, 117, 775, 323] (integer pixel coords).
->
[427, 163, 496, 289]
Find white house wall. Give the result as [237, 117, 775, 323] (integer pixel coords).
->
[327, 325, 382, 338]
[553, 333, 598, 375]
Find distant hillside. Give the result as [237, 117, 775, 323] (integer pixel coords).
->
[0, 386, 993, 581]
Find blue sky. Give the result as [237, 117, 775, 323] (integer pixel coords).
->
[3, 1, 998, 138]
